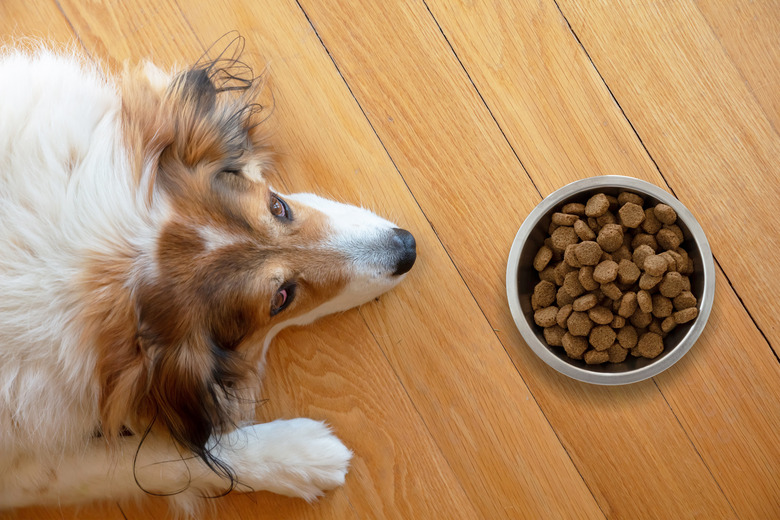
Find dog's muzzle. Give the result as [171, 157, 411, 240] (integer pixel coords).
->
[391, 228, 417, 276]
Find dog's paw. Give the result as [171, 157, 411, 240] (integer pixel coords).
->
[224, 419, 352, 501]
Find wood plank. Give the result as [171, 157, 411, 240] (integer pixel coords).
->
[425, 0, 780, 516]
[297, 0, 739, 518]
[557, 0, 780, 351]
[174, 2, 604, 518]
[695, 0, 780, 131]
[53, 0, 481, 518]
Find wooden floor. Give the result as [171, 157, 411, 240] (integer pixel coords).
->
[2, 0, 780, 518]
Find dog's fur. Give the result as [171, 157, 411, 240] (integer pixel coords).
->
[0, 43, 415, 513]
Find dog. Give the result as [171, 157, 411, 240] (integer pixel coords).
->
[0, 41, 415, 513]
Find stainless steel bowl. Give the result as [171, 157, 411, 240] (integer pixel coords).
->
[506, 176, 715, 385]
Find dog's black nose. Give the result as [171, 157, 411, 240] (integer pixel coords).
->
[391, 228, 417, 276]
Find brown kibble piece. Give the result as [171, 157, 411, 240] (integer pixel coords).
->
[588, 306, 614, 325]
[563, 271, 585, 298]
[642, 207, 663, 234]
[618, 202, 645, 228]
[618, 292, 638, 318]
[597, 224, 623, 252]
[567, 311, 594, 336]
[633, 244, 655, 269]
[654, 204, 677, 225]
[585, 193, 610, 217]
[608, 343, 628, 363]
[539, 266, 556, 283]
[553, 261, 574, 285]
[659, 271, 684, 298]
[573, 293, 598, 312]
[534, 306, 559, 327]
[651, 294, 673, 318]
[587, 217, 599, 231]
[657, 228, 682, 251]
[533, 281, 557, 308]
[544, 325, 566, 347]
[630, 309, 653, 329]
[550, 226, 579, 252]
[589, 325, 616, 351]
[674, 307, 699, 324]
[617, 325, 638, 349]
[637, 290, 653, 313]
[564, 244, 582, 268]
[556, 286, 575, 307]
[648, 319, 664, 337]
[618, 191, 644, 207]
[636, 332, 664, 359]
[574, 219, 596, 241]
[632, 233, 659, 252]
[597, 212, 617, 228]
[585, 349, 610, 365]
[617, 259, 641, 284]
[639, 272, 663, 290]
[610, 315, 626, 328]
[643, 255, 668, 277]
[552, 212, 579, 226]
[673, 291, 697, 310]
[661, 316, 677, 333]
[612, 245, 633, 263]
[578, 266, 600, 291]
[533, 245, 553, 271]
[593, 260, 619, 284]
[575, 241, 603, 266]
[601, 282, 623, 301]
[562, 202, 586, 216]
[556, 304, 573, 328]
[562, 333, 588, 359]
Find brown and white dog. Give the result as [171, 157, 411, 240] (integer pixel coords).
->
[0, 42, 415, 512]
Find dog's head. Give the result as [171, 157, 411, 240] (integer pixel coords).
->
[90, 55, 414, 480]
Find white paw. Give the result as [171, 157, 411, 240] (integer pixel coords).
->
[222, 419, 352, 501]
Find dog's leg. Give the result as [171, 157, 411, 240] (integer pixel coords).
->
[1, 419, 351, 508]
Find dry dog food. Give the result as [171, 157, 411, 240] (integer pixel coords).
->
[531, 191, 699, 364]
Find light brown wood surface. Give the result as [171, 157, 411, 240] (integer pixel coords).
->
[1, 0, 778, 519]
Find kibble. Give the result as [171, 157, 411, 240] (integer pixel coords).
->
[589, 306, 614, 325]
[530, 190, 700, 363]
[567, 311, 594, 336]
[590, 325, 616, 351]
[562, 333, 588, 359]
[575, 241, 603, 266]
[585, 349, 610, 365]
[534, 306, 559, 327]
[544, 325, 566, 347]
[593, 260, 619, 284]
[674, 307, 699, 324]
[651, 294, 673, 318]
[636, 332, 664, 358]
[619, 202, 645, 228]
[552, 212, 579, 226]
[597, 224, 624, 253]
[654, 204, 677, 225]
[585, 193, 610, 217]
[573, 293, 599, 312]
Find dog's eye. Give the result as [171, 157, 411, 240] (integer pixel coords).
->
[270, 194, 291, 220]
[271, 282, 296, 316]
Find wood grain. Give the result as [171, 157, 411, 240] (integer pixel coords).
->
[297, 0, 740, 518]
[557, 0, 780, 351]
[424, 0, 780, 517]
[696, 0, 780, 131]
[175, 1, 602, 518]
[2, 0, 780, 518]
